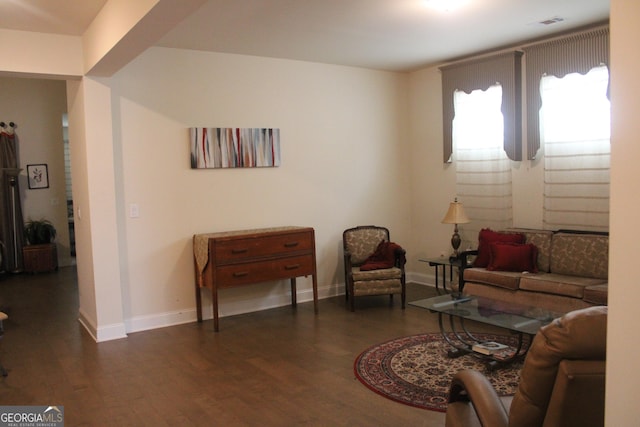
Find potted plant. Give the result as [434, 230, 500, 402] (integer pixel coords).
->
[22, 219, 58, 273]
[24, 219, 57, 245]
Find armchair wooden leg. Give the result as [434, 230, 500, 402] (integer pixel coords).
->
[348, 280, 355, 311]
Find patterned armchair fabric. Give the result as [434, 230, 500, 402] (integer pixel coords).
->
[342, 225, 406, 311]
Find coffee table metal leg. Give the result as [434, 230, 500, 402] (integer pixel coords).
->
[437, 312, 533, 368]
[449, 315, 475, 347]
[459, 318, 481, 342]
[438, 314, 465, 357]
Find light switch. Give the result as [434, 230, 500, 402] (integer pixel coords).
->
[130, 203, 140, 218]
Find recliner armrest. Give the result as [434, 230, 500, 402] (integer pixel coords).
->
[446, 370, 509, 427]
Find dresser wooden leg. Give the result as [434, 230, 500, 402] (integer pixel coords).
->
[290, 278, 297, 307]
[212, 288, 219, 332]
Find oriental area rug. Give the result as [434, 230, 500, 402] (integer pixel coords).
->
[354, 333, 523, 412]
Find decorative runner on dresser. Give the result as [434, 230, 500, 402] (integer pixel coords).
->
[354, 333, 522, 412]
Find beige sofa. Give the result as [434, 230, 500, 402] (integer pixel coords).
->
[459, 229, 609, 314]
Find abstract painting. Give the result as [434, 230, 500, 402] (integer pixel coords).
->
[190, 128, 281, 169]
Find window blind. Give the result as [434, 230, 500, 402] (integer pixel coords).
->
[454, 85, 513, 247]
[440, 51, 522, 163]
[541, 66, 610, 231]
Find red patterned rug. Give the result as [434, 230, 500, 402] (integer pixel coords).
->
[354, 333, 523, 412]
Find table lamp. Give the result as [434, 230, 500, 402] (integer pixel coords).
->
[441, 198, 470, 259]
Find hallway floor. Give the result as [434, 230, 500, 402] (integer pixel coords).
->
[0, 267, 448, 426]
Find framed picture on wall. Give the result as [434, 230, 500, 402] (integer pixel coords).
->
[27, 164, 49, 189]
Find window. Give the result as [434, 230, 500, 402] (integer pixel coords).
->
[453, 85, 512, 245]
[439, 27, 609, 235]
[540, 66, 610, 231]
[440, 51, 523, 162]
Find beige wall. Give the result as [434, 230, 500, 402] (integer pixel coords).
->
[606, 0, 640, 424]
[103, 47, 412, 331]
[0, 77, 73, 267]
[68, 78, 127, 340]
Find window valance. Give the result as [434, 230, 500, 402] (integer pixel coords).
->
[524, 27, 609, 160]
[440, 51, 523, 163]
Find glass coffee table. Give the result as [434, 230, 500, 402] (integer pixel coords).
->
[410, 294, 564, 369]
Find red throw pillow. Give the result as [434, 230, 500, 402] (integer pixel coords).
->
[487, 242, 538, 273]
[473, 229, 525, 267]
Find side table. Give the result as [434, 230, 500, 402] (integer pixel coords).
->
[418, 256, 462, 294]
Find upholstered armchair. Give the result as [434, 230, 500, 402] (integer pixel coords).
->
[445, 305, 607, 427]
[342, 225, 406, 311]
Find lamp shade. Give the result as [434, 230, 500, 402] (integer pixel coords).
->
[441, 199, 470, 224]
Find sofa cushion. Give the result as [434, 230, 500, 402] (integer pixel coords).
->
[583, 284, 608, 305]
[508, 229, 554, 273]
[463, 282, 595, 314]
[550, 233, 608, 279]
[487, 242, 538, 273]
[474, 229, 525, 268]
[463, 268, 524, 291]
[519, 273, 607, 299]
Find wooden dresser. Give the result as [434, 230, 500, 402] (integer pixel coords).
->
[193, 226, 318, 331]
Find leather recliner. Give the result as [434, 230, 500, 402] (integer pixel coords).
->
[445, 305, 607, 427]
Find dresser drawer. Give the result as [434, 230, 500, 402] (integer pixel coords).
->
[215, 255, 314, 288]
[213, 231, 312, 263]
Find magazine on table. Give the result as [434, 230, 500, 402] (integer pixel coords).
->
[472, 341, 510, 355]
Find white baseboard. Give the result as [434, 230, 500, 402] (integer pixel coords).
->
[79, 273, 436, 342]
[407, 271, 433, 286]
[124, 282, 343, 335]
[78, 308, 127, 342]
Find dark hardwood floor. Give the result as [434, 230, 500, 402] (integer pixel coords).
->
[0, 267, 455, 426]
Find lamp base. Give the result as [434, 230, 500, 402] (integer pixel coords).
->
[450, 225, 461, 258]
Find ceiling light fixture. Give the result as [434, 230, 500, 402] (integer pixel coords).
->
[424, 0, 468, 12]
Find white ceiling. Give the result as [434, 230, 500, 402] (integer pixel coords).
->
[0, 0, 609, 72]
